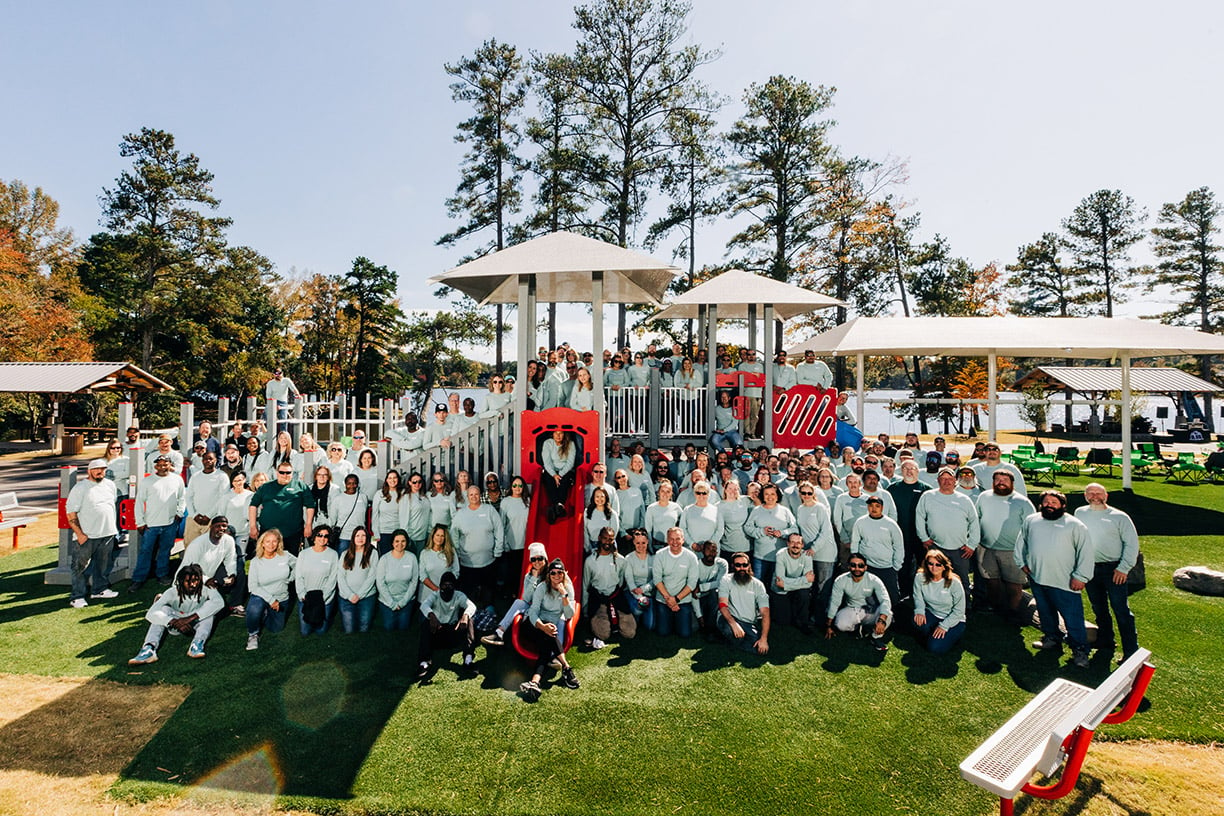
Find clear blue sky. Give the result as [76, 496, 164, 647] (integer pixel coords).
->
[6, 1, 1221, 357]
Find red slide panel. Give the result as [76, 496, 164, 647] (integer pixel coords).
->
[772, 386, 839, 450]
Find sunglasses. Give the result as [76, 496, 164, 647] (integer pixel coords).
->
[925, 560, 942, 566]
[849, 563, 867, 570]
[549, 569, 565, 575]
[799, 491, 814, 496]
[277, 470, 293, 475]
[732, 562, 751, 569]
[530, 556, 546, 562]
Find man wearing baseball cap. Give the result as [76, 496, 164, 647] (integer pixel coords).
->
[64, 458, 121, 608]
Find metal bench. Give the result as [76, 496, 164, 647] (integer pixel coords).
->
[960, 648, 1155, 816]
[0, 491, 54, 549]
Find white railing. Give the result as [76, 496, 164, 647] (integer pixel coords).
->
[604, 385, 710, 441]
[387, 407, 518, 483]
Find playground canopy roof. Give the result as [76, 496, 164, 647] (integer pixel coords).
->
[431, 231, 679, 306]
[0, 362, 171, 394]
[787, 316, 1224, 358]
[649, 268, 847, 321]
[1015, 366, 1222, 394]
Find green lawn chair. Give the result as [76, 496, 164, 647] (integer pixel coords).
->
[1085, 448, 1119, 477]
[1021, 453, 1058, 486]
[1166, 451, 1209, 484]
[1054, 446, 1081, 475]
[1206, 450, 1224, 483]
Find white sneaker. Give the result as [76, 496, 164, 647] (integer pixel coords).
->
[246, 634, 260, 651]
[590, 637, 606, 650]
[91, 589, 119, 600]
[463, 653, 475, 667]
[70, 598, 88, 609]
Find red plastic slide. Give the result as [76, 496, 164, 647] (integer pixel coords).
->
[510, 407, 598, 659]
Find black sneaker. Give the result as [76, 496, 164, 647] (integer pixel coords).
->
[127, 581, 144, 594]
[520, 680, 541, 702]
[560, 667, 580, 689]
[872, 638, 888, 653]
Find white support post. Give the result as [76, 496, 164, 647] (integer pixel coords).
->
[244, 395, 257, 423]
[748, 304, 757, 352]
[705, 304, 719, 447]
[514, 275, 532, 475]
[117, 402, 134, 440]
[179, 402, 194, 469]
[856, 354, 865, 430]
[217, 397, 230, 438]
[1121, 354, 1133, 489]
[988, 353, 998, 440]
[592, 271, 606, 458]
[763, 304, 775, 448]
[264, 400, 277, 450]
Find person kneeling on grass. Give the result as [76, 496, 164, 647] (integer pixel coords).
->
[825, 553, 891, 653]
[128, 564, 223, 664]
[417, 572, 477, 678]
[245, 528, 296, 650]
[717, 553, 770, 655]
[582, 527, 636, 649]
[483, 542, 549, 647]
[912, 549, 967, 655]
[519, 559, 579, 701]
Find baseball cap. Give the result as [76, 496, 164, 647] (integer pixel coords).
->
[87, 458, 109, 470]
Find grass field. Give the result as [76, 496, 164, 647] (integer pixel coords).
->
[1, 474, 1222, 815]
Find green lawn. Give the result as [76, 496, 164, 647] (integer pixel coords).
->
[1, 476, 1221, 815]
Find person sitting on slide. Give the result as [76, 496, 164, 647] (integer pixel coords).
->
[482, 541, 549, 647]
[541, 430, 577, 523]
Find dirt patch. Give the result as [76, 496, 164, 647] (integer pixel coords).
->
[1001, 740, 1224, 815]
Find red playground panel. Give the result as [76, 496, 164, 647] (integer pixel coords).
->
[511, 407, 597, 659]
[772, 386, 838, 450]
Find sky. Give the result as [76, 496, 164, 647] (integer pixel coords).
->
[5, 0, 1222, 361]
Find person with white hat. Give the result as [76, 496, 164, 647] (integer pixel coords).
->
[482, 542, 550, 648]
[64, 458, 120, 607]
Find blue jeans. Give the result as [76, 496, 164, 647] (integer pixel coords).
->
[339, 594, 377, 633]
[626, 594, 655, 631]
[914, 614, 965, 655]
[380, 601, 414, 631]
[710, 428, 744, 451]
[1031, 581, 1088, 652]
[718, 615, 763, 652]
[70, 536, 116, 601]
[1085, 560, 1139, 656]
[654, 599, 693, 637]
[299, 597, 336, 635]
[133, 523, 177, 582]
[752, 556, 775, 590]
[246, 593, 288, 636]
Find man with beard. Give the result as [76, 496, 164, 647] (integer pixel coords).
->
[973, 441, 1026, 494]
[389, 412, 424, 454]
[693, 539, 729, 640]
[65, 458, 121, 607]
[915, 467, 981, 597]
[717, 553, 770, 654]
[219, 443, 245, 479]
[1075, 483, 1140, 660]
[582, 527, 636, 649]
[128, 564, 224, 663]
[850, 496, 904, 608]
[825, 553, 891, 652]
[1016, 490, 1093, 668]
[955, 465, 982, 500]
[975, 471, 1032, 623]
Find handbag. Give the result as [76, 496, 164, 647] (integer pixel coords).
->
[1127, 552, 1146, 595]
[302, 589, 326, 626]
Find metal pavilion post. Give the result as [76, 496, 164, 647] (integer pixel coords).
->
[856, 354, 865, 430]
[988, 352, 998, 440]
[514, 275, 532, 475]
[1121, 354, 1133, 489]
[763, 304, 775, 448]
[705, 304, 719, 448]
[592, 271, 606, 458]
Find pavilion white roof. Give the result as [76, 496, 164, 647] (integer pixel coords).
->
[649, 268, 846, 321]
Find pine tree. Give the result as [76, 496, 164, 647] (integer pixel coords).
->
[1062, 189, 1146, 317]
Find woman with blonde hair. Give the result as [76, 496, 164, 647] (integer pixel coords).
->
[418, 523, 458, 608]
[245, 528, 296, 650]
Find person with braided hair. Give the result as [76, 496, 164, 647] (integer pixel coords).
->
[127, 564, 224, 664]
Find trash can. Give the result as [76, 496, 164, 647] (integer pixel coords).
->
[62, 434, 84, 456]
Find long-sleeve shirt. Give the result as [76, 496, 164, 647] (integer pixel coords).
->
[136, 473, 186, 527]
[330, 491, 369, 541]
[584, 509, 619, 547]
[528, 581, 575, 628]
[451, 504, 504, 568]
[427, 492, 453, 528]
[247, 552, 296, 604]
[223, 490, 255, 540]
[977, 492, 1033, 552]
[828, 572, 892, 618]
[400, 493, 432, 541]
[772, 362, 796, 390]
[616, 487, 645, 534]
[541, 438, 577, 477]
[915, 490, 981, 551]
[681, 504, 724, 548]
[422, 589, 476, 625]
[718, 573, 769, 623]
[715, 497, 752, 554]
[583, 552, 623, 605]
[371, 492, 404, 536]
[176, 533, 238, 580]
[500, 498, 529, 552]
[913, 574, 967, 629]
[694, 556, 728, 597]
[185, 469, 229, 519]
[796, 503, 836, 562]
[653, 546, 699, 600]
[417, 548, 458, 605]
[1016, 513, 1094, 588]
[338, 550, 379, 600]
[774, 550, 814, 592]
[645, 501, 682, 546]
[795, 360, 833, 388]
[1073, 505, 1140, 571]
[745, 504, 797, 562]
[851, 515, 905, 570]
[376, 550, 419, 610]
[145, 585, 224, 626]
[621, 552, 653, 598]
[296, 546, 340, 604]
[834, 492, 870, 543]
